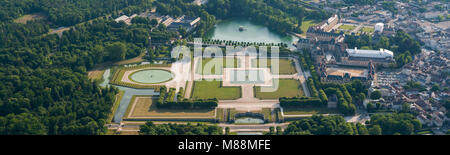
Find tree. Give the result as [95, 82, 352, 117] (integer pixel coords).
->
[140, 122, 222, 135]
[225, 127, 230, 135]
[269, 126, 275, 135]
[107, 42, 127, 61]
[276, 126, 282, 135]
[431, 84, 440, 92]
[367, 102, 376, 113]
[356, 123, 369, 135]
[369, 125, 382, 135]
[370, 90, 381, 100]
[401, 103, 410, 113]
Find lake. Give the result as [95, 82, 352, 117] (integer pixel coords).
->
[205, 18, 298, 49]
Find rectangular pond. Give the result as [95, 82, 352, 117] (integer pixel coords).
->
[229, 70, 265, 84]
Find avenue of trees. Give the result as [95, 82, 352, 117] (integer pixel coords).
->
[139, 121, 223, 135]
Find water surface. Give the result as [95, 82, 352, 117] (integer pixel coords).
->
[206, 18, 298, 49]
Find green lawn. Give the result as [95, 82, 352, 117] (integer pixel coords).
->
[360, 27, 374, 33]
[196, 58, 239, 75]
[123, 96, 215, 118]
[338, 24, 356, 31]
[283, 107, 338, 115]
[255, 79, 303, 99]
[192, 80, 241, 100]
[252, 58, 297, 75]
[300, 19, 319, 35]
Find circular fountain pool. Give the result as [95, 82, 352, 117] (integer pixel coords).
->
[129, 69, 174, 84]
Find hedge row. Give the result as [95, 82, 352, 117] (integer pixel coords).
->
[157, 98, 218, 109]
[157, 86, 218, 109]
[279, 97, 325, 108]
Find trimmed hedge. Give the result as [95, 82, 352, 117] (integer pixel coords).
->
[157, 98, 218, 109]
[157, 86, 218, 109]
[279, 97, 325, 108]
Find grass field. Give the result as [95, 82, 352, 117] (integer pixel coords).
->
[255, 79, 303, 99]
[338, 24, 356, 31]
[360, 27, 374, 33]
[88, 69, 105, 81]
[252, 58, 297, 75]
[191, 80, 241, 100]
[125, 96, 215, 118]
[283, 107, 338, 115]
[216, 108, 225, 122]
[300, 19, 319, 35]
[261, 108, 274, 123]
[14, 13, 46, 24]
[197, 58, 239, 75]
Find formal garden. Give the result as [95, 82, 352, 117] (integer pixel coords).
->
[196, 57, 240, 75]
[251, 58, 297, 75]
[191, 80, 242, 100]
[123, 95, 216, 120]
[254, 79, 304, 99]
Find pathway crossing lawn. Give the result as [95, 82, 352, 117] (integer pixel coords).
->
[197, 58, 239, 75]
[283, 107, 338, 115]
[254, 79, 303, 99]
[191, 80, 241, 100]
[125, 96, 215, 118]
[252, 58, 297, 75]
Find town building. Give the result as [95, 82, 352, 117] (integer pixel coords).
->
[339, 48, 394, 67]
[114, 14, 137, 25]
[375, 23, 384, 33]
[167, 16, 201, 32]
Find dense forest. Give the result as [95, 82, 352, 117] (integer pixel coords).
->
[139, 121, 223, 135]
[0, 0, 158, 135]
[284, 114, 422, 135]
[0, 0, 153, 26]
